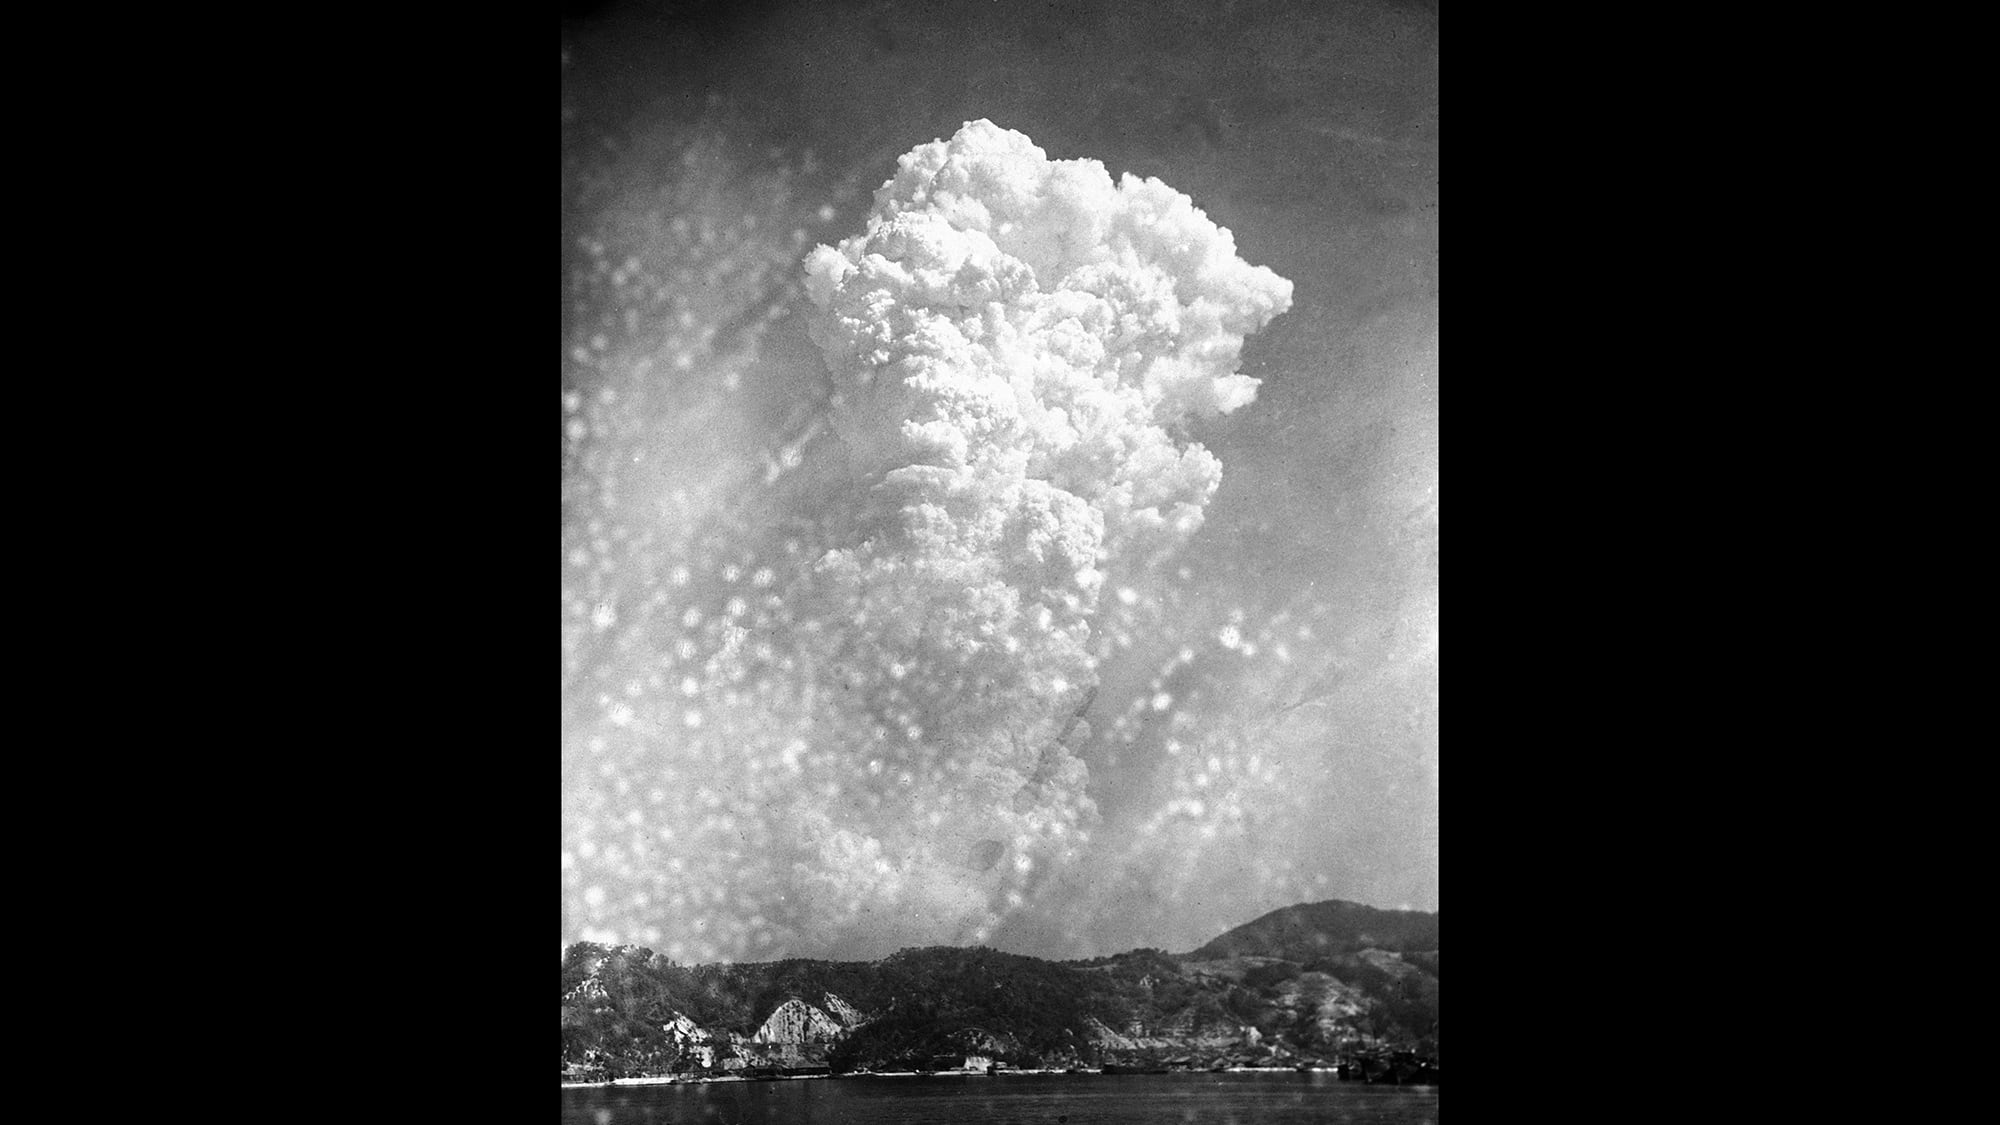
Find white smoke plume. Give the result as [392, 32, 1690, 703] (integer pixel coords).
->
[562, 120, 1291, 961]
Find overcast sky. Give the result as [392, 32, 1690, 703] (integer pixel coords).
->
[561, 0, 1436, 964]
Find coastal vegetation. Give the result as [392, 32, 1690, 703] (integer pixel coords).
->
[561, 898, 1438, 1081]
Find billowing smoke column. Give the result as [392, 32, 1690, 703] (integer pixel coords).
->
[788, 119, 1293, 943]
[561, 120, 1291, 962]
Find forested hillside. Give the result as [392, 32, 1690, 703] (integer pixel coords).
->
[561, 900, 1438, 1079]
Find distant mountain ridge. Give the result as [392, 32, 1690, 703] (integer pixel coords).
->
[560, 898, 1438, 1081]
[1184, 899, 1439, 961]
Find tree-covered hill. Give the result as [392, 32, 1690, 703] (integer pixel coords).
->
[1183, 898, 1439, 961]
[561, 899, 1438, 1079]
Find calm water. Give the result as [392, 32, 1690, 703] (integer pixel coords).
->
[560, 1072, 1438, 1124]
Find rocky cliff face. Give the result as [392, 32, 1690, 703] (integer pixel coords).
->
[753, 996, 849, 1045]
[658, 1011, 728, 1068]
[575, 989, 866, 1069]
[1084, 1015, 1140, 1052]
[819, 991, 866, 1028]
[562, 900, 1438, 1079]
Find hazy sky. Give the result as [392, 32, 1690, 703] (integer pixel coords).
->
[561, 0, 1437, 964]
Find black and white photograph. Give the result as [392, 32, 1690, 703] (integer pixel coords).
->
[561, 1, 1438, 1118]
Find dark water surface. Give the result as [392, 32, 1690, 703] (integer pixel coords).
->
[561, 1072, 1438, 1124]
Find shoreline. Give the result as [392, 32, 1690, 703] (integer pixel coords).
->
[562, 1065, 1371, 1089]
